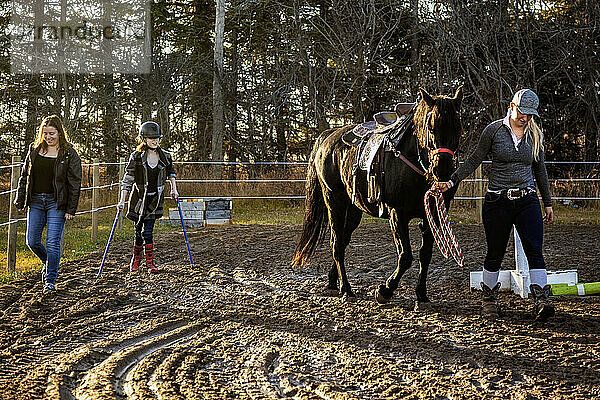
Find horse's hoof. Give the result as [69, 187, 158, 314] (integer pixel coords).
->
[323, 287, 339, 297]
[375, 285, 393, 304]
[375, 288, 389, 304]
[342, 293, 357, 303]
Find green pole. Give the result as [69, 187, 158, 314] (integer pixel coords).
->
[551, 282, 600, 296]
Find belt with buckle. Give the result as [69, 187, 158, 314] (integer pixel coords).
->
[489, 188, 535, 200]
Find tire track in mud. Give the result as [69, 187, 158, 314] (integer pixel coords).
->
[73, 322, 201, 400]
[44, 318, 190, 397]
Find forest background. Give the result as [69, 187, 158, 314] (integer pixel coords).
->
[0, 0, 598, 176]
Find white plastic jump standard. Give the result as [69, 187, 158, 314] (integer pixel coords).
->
[470, 226, 578, 298]
[511, 228, 531, 297]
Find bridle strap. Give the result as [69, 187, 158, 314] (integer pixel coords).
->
[395, 152, 425, 177]
[393, 115, 459, 179]
[395, 146, 457, 180]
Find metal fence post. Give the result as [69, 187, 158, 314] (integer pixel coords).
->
[475, 165, 483, 224]
[92, 158, 99, 241]
[6, 155, 21, 275]
[117, 156, 125, 230]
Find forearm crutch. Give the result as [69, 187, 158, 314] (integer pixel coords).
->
[97, 205, 123, 278]
[176, 197, 194, 266]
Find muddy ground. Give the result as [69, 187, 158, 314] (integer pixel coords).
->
[0, 222, 599, 400]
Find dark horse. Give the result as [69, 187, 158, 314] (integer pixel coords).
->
[292, 87, 463, 304]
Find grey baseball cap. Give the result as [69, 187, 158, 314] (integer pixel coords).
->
[511, 89, 539, 117]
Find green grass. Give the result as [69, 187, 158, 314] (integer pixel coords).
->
[232, 199, 390, 225]
[1, 200, 598, 282]
[233, 199, 305, 225]
[0, 208, 176, 283]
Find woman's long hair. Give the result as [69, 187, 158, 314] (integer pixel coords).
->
[527, 118, 544, 161]
[136, 141, 149, 152]
[34, 115, 70, 152]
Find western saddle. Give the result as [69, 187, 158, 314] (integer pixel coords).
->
[342, 103, 416, 217]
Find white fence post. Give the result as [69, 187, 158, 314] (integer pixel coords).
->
[475, 165, 483, 224]
[118, 156, 125, 230]
[91, 159, 99, 241]
[6, 156, 20, 275]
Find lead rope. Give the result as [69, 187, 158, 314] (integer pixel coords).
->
[424, 188, 464, 267]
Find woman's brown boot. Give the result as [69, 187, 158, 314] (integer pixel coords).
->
[481, 282, 501, 320]
[530, 284, 555, 321]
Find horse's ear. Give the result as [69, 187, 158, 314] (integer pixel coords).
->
[454, 86, 464, 106]
[419, 87, 435, 108]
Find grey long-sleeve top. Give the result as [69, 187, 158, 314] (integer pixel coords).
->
[450, 119, 552, 207]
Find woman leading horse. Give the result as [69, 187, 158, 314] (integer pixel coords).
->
[292, 87, 463, 305]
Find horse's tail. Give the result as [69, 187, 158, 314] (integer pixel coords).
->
[291, 130, 333, 270]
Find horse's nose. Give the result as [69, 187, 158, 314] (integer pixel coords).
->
[434, 154, 455, 182]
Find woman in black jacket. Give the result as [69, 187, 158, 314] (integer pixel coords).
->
[118, 121, 178, 273]
[15, 115, 82, 293]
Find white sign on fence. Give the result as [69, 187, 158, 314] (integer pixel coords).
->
[163, 198, 232, 228]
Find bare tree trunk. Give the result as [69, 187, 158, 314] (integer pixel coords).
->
[212, 0, 225, 178]
[140, 75, 152, 122]
[410, 0, 419, 97]
[275, 114, 287, 162]
[228, 26, 239, 180]
[24, 76, 42, 149]
[314, 1, 330, 133]
[103, 74, 118, 177]
[158, 104, 170, 149]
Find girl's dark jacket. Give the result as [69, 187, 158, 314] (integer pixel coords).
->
[121, 147, 176, 222]
[15, 143, 82, 215]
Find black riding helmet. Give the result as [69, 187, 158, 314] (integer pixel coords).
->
[139, 121, 162, 139]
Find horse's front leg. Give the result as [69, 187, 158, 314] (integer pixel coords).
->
[375, 209, 412, 304]
[416, 220, 434, 303]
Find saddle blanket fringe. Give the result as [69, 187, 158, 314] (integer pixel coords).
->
[424, 189, 464, 267]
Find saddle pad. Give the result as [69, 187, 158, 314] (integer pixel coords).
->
[354, 121, 378, 136]
[359, 132, 387, 171]
[343, 121, 377, 146]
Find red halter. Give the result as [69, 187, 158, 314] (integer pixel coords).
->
[429, 147, 456, 159]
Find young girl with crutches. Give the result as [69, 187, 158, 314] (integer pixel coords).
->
[118, 121, 178, 273]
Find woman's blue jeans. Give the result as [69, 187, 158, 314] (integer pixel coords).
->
[26, 193, 66, 285]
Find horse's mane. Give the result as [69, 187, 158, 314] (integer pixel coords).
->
[412, 95, 461, 149]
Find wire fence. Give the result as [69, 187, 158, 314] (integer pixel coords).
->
[1, 159, 598, 225]
[1, 160, 599, 208]
[2, 158, 599, 273]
